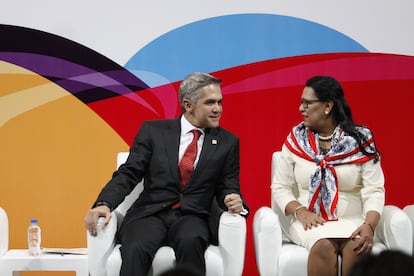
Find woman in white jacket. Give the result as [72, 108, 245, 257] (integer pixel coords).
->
[272, 76, 385, 276]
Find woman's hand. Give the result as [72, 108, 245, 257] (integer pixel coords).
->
[296, 207, 326, 230]
[350, 223, 374, 255]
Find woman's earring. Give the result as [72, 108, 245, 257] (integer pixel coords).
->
[325, 110, 329, 115]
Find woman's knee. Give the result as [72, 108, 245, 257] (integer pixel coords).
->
[310, 239, 338, 259]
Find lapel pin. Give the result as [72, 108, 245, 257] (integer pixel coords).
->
[212, 139, 217, 145]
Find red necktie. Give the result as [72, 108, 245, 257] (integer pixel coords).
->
[179, 129, 201, 189]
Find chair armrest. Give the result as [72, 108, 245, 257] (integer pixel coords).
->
[0, 207, 9, 256]
[217, 212, 246, 276]
[403, 204, 414, 255]
[253, 206, 282, 276]
[87, 211, 121, 276]
[375, 205, 413, 255]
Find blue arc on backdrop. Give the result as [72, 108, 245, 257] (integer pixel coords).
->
[125, 13, 368, 87]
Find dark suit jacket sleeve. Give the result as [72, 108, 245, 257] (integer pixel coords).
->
[214, 135, 249, 216]
[93, 121, 152, 209]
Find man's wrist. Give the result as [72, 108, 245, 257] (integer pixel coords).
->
[95, 201, 112, 211]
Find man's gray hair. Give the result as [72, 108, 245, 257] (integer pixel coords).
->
[178, 72, 222, 112]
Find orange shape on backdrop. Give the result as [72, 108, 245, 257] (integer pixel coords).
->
[0, 61, 128, 255]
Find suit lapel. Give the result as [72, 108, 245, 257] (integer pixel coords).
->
[165, 118, 181, 184]
[190, 127, 219, 180]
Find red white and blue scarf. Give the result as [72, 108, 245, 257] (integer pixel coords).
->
[285, 122, 378, 221]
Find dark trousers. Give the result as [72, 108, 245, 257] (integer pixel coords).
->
[119, 208, 210, 276]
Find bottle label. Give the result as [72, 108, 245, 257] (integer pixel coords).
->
[28, 226, 41, 256]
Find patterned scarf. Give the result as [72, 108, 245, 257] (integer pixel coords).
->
[285, 122, 378, 221]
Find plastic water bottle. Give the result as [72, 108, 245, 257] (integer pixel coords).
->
[27, 218, 41, 256]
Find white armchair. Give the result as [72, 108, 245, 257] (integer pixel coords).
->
[0, 207, 8, 256]
[87, 152, 247, 276]
[403, 204, 414, 254]
[253, 151, 413, 276]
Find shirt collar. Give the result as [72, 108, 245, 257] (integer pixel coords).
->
[181, 115, 205, 135]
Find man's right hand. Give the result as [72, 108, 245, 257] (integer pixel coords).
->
[84, 205, 111, 236]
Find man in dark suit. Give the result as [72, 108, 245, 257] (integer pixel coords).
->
[85, 72, 248, 275]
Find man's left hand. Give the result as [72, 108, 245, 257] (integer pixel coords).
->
[224, 193, 243, 213]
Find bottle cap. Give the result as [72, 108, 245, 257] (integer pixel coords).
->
[30, 219, 38, 224]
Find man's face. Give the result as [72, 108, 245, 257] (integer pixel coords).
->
[183, 84, 223, 128]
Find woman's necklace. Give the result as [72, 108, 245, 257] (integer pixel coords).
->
[318, 133, 334, 141]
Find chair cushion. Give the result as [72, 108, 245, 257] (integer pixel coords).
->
[278, 244, 308, 276]
[151, 246, 176, 275]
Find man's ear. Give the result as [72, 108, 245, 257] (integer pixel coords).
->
[183, 99, 192, 112]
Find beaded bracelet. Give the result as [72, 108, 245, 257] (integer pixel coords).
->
[294, 205, 307, 219]
[364, 222, 375, 234]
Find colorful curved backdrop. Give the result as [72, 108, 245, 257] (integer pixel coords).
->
[1, 3, 414, 275]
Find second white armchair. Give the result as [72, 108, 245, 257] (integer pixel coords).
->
[253, 151, 413, 276]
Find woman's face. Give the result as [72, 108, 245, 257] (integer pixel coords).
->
[299, 86, 327, 131]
